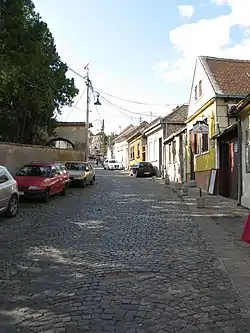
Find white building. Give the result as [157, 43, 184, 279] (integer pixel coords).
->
[144, 118, 164, 176]
[163, 128, 186, 183]
[144, 105, 188, 177]
[112, 125, 134, 169]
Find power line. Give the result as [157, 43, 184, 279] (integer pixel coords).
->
[93, 87, 183, 107]
[66, 87, 86, 120]
[99, 94, 159, 118]
[100, 98, 142, 121]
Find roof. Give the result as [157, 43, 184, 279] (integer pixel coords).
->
[228, 93, 250, 117]
[163, 104, 188, 123]
[144, 117, 162, 134]
[114, 125, 135, 143]
[199, 56, 250, 97]
[163, 127, 186, 144]
[126, 121, 149, 141]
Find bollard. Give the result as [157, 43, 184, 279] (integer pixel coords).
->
[174, 183, 182, 191]
[152, 176, 156, 182]
[165, 178, 170, 185]
[196, 197, 206, 208]
[181, 187, 188, 196]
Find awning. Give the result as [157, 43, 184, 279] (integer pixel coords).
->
[211, 123, 237, 140]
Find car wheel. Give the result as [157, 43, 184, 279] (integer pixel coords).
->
[90, 176, 95, 185]
[61, 184, 67, 196]
[5, 194, 18, 217]
[81, 179, 87, 188]
[42, 188, 50, 203]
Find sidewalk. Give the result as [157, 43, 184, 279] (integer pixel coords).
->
[154, 178, 250, 318]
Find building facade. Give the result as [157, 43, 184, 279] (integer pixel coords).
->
[186, 56, 250, 195]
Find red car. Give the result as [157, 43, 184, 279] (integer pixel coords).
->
[15, 162, 70, 202]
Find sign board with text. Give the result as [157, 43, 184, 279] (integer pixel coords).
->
[193, 121, 209, 134]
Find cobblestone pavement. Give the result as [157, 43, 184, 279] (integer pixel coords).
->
[0, 169, 249, 333]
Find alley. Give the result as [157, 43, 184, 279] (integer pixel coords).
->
[0, 169, 249, 333]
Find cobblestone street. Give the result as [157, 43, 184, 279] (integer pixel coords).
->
[0, 168, 249, 333]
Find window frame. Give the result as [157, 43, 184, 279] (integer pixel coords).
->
[194, 86, 198, 100]
[198, 80, 203, 97]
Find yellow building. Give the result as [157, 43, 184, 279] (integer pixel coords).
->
[127, 122, 148, 166]
[186, 56, 250, 193]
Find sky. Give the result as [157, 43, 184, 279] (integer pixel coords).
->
[32, 0, 250, 134]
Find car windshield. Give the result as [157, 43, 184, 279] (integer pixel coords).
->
[109, 160, 118, 163]
[139, 162, 150, 167]
[65, 163, 86, 171]
[16, 165, 51, 177]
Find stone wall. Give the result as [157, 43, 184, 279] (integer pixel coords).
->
[0, 142, 86, 174]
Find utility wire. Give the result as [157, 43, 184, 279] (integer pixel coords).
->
[99, 94, 159, 118]
[95, 88, 166, 106]
[66, 87, 86, 120]
[100, 98, 142, 121]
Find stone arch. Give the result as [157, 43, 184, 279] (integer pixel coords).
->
[46, 137, 75, 150]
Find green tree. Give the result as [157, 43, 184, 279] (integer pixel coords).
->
[0, 0, 79, 144]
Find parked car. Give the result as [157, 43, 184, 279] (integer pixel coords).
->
[0, 165, 19, 217]
[65, 162, 95, 187]
[130, 162, 155, 177]
[15, 162, 69, 202]
[104, 159, 123, 170]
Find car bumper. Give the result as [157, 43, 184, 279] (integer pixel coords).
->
[109, 166, 123, 170]
[18, 189, 46, 199]
[69, 177, 84, 184]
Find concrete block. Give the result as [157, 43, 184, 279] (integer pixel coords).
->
[188, 180, 196, 187]
[174, 183, 182, 190]
[164, 178, 170, 185]
[181, 187, 188, 196]
[196, 197, 206, 208]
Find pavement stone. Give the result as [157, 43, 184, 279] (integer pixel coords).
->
[0, 169, 249, 332]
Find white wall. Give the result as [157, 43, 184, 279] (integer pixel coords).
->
[241, 114, 250, 209]
[146, 126, 163, 175]
[113, 140, 129, 169]
[164, 134, 185, 183]
[188, 58, 215, 119]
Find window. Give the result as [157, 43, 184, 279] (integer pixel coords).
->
[51, 166, 57, 177]
[130, 146, 135, 160]
[246, 129, 250, 173]
[172, 141, 176, 162]
[168, 143, 171, 163]
[66, 163, 86, 171]
[201, 133, 209, 152]
[193, 132, 209, 155]
[137, 143, 140, 157]
[194, 133, 200, 154]
[195, 86, 198, 100]
[198, 80, 202, 97]
[16, 165, 51, 177]
[0, 167, 8, 184]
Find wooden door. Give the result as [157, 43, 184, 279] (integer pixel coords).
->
[229, 140, 238, 200]
[189, 130, 195, 180]
[219, 142, 229, 197]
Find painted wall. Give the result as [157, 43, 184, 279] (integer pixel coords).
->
[165, 132, 186, 183]
[186, 102, 217, 174]
[128, 136, 143, 166]
[48, 125, 88, 151]
[240, 108, 250, 209]
[187, 58, 215, 119]
[0, 142, 85, 175]
[113, 140, 129, 168]
[146, 126, 164, 175]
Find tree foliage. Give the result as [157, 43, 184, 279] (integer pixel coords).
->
[0, 0, 79, 144]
